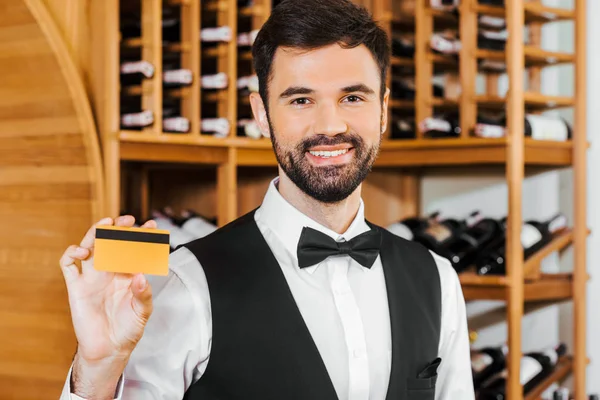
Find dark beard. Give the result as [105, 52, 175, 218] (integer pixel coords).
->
[269, 119, 381, 204]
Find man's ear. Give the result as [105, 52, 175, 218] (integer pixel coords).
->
[249, 92, 271, 138]
[381, 86, 390, 134]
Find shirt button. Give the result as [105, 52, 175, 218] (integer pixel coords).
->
[353, 349, 365, 359]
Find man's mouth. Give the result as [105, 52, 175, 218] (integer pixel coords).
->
[308, 148, 350, 158]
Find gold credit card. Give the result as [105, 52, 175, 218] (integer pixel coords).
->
[94, 225, 170, 276]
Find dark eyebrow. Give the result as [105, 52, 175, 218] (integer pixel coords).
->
[341, 84, 376, 96]
[279, 86, 314, 99]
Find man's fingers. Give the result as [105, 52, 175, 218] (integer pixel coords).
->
[59, 245, 89, 283]
[80, 217, 113, 249]
[141, 219, 157, 229]
[131, 274, 153, 322]
[115, 215, 136, 227]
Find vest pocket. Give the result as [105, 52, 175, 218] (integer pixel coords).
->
[406, 375, 437, 400]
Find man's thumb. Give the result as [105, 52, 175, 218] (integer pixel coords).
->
[131, 274, 153, 321]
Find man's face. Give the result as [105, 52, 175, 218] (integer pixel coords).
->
[252, 43, 389, 204]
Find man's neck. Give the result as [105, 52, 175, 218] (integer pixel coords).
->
[276, 172, 362, 235]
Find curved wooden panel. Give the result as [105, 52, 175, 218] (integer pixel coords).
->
[0, 1, 105, 398]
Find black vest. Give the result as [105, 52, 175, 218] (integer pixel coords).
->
[182, 210, 442, 400]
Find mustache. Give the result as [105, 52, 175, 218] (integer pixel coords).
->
[299, 133, 364, 152]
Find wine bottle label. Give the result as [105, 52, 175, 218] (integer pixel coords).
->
[521, 224, 543, 249]
[121, 110, 154, 127]
[430, 0, 459, 9]
[396, 120, 413, 132]
[181, 217, 217, 239]
[237, 29, 259, 46]
[424, 224, 452, 242]
[237, 75, 259, 92]
[479, 15, 506, 29]
[430, 34, 461, 54]
[163, 69, 193, 84]
[201, 26, 232, 42]
[520, 357, 543, 384]
[387, 222, 414, 241]
[480, 29, 508, 40]
[479, 59, 506, 72]
[548, 215, 568, 233]
[419, 117, 452, 133]
[471, 353, 494, 373]
[474, 123, 506, 138]
[526, 114, 569, 141]
[201, 118, 230, 136]
[163, 117, 190, 133]
[201, 73, 228, 89]
[120, 61, 155, 78]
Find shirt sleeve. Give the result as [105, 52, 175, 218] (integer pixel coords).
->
[430, 251, 476, 400]
[59, 246, 212, 400]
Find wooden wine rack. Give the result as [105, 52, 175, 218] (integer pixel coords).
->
[94, 0, 590, 399]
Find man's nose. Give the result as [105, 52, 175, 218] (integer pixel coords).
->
[313, 102, 348, 137]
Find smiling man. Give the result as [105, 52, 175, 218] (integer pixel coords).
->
[59, 1, 474, 399]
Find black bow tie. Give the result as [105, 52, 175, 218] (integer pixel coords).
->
[296, 226, 382, 269]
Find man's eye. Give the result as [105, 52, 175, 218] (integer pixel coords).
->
[291, 98, 310, 105]
[345, 95, 362, 103]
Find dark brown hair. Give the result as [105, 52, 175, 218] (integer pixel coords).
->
[252, 0, 390, 111]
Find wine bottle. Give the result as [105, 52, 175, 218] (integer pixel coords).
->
[430, 33, 461, 55]
[120, 61, 155, 86]
[152, 209, 196, 252]
[474, 114, 572, 141]
[478, 0, 504, 6]
[390, 118, 416, 140]
[237, 119, 262, 139]
[178, 209, 218, 239]
[444, 215, 505, 273]
[392, 35, 415, 58]
[237, 75, 259, 92]
[202, 73, 229, 89]
[121, 109, 154, 129]
[430, 0, 459, 10]
[413, 211, 477, 257]
[202, 118, 230, 137]
[478, 14, 506, 30]
[525, 114, 572, 141]
[163, 68, 194, 87]
[478, 29, 507, 51]
[471, 343, 508, 390]
[419, 113, 461, 138]
[476, 213, 568, 275]
[237, 29, 259, 47]
[553, 388, 570, 400]
[386, 211, 441, 241]
[391, 77, 444, 100]
[201, 26, 232, 43]
[477, 343, 567, 399]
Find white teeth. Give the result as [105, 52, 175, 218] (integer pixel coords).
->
[309, 149, 349, 158]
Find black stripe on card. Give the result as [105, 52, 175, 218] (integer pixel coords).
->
[96, 228, 170, 245]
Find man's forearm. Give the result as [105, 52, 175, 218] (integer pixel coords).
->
[71, 353, 128, 400]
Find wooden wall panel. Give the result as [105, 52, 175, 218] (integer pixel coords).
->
[0, 1, 104, 398]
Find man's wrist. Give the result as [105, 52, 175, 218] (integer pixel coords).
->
[71, 352, 128, 399]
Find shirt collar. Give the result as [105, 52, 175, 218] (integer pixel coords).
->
[256, 177, 371, 273]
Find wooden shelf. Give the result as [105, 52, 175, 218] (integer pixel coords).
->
[461, 273, 573, 302]
[524, 356, 573, 400]
[476, 47, 574, 68]
[376, 137, 572, 167]
[389, 98, 458, 110]
[474, 3, 574, 24]
[477, 93, 574, 112]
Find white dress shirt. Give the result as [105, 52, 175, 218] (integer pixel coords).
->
[61, 178, 475, 400]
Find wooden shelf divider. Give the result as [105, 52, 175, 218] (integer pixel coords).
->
[524, 357, 573, 400]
